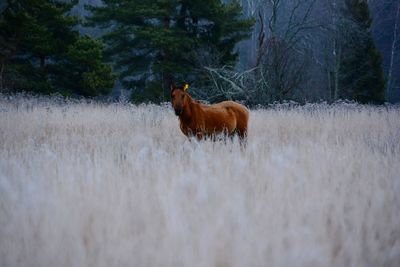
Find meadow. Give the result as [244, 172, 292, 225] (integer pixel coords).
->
[0, 95, 399, 267]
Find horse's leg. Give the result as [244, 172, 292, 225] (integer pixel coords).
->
[228, 130, 236, 144]
[196, 131, 204, 141]
[236, 128, 247, 148]
[234, 113, 248, 149]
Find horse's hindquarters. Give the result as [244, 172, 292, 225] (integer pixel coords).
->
[225, 103, 249, 139]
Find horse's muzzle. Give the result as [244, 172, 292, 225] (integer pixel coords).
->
[174, 107, 183, 116]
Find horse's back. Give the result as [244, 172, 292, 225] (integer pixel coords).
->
[218, 101, 248, 113]
[217, 101, 248, 121]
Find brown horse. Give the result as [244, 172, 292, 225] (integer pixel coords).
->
[170, 83, 249, 143]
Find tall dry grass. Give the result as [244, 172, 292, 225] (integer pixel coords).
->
[0, 95, 399, 267]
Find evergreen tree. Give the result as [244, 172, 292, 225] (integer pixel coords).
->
[339, 0, 385, 104]
[0, 0, 115, 96]
[52, 36, 116, 97]
[86, 0, 254, 102]
[0, 0, 78, 92]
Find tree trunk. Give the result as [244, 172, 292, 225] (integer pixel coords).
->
[255, 11, 265, 67]
[332, 0, 341, 101]
[0, 59, 4, 91]
[162, 16, 172, 97]
[268, 0, 279, 36]
[387, 3, 399, 95]
[333, 46, 341, 101]
[328, 70, 333, 102]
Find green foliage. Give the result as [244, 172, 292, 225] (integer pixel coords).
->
[53, 37, 116, 97]
[86, 0, 254, 102]
[0, 0, 115, 97]
[339, 0, 385, 104]
[12, 62, 53, 94]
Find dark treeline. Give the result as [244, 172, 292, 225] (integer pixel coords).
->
[0, 0, 115, 97]
[1, 0, 398, 105]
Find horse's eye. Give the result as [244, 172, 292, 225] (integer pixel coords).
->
[181, 95, 185, 99]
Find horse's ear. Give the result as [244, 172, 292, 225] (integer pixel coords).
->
[170, 82, 175, 92]
[183, 83, 189, 92]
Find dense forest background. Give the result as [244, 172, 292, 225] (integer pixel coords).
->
[1, 0, 399, 105]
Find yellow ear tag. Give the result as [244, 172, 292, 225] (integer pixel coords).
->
[183, 83, 189, 92]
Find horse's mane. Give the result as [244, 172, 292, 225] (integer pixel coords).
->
[184, 92, 201, 105]
[185, 93, 204, 105]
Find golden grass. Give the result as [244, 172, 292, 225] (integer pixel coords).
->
[0, 95, 399, 267]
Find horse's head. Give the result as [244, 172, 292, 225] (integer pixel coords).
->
[170, 83, 190, 116]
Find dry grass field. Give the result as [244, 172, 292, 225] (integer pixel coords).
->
[0, 95, 399, 267]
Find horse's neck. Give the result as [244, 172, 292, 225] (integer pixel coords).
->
[179, 96, 201, 124]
